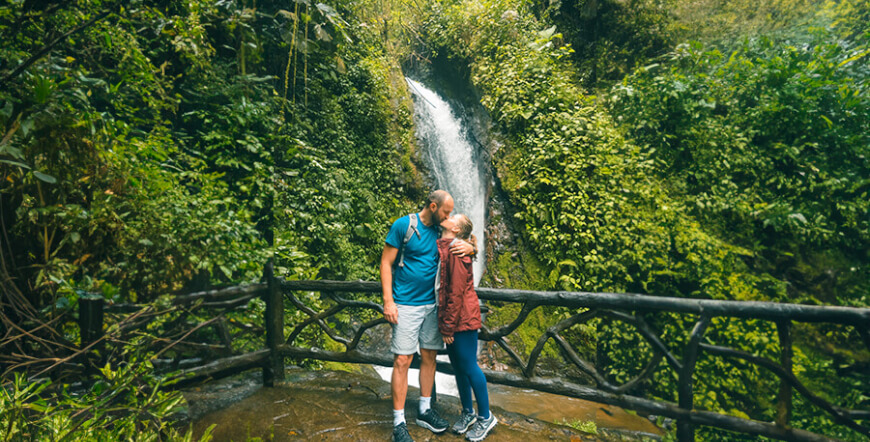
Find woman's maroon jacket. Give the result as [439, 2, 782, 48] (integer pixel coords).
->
[437, 238, 482, 337]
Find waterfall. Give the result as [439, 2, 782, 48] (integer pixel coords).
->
[405, 78, 486, 286]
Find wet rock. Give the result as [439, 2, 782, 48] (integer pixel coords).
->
[184, 367, 658, 441]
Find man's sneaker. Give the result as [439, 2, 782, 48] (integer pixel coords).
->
[452, 411, 477, 434]
[415, 408, 449, 433]
[392, 422, 413, 442]
[465, 413, 497, 442]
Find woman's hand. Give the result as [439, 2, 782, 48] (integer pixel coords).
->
[449, 240, 475, 257]
[442, 335, 454, 345]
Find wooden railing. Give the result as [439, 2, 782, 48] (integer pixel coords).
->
[80, 267, 870, 442]
[270, 279, 869, 442]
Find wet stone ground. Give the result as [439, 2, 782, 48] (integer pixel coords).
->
[183, 367, 663, 441]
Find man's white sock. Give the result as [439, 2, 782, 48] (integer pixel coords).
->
[393, 409, 405, 427]
[419, 396, 431, 414]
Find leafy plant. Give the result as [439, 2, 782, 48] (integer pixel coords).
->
[0, 365, 215, 441]
[557, 417, 598, 434]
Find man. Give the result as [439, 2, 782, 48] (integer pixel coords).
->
[380, 190, 475, 442]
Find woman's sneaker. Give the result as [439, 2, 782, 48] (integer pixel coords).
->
[465, 414, 497, 442]
[415, 409, 449, 433]
[452, 411, 477, 434]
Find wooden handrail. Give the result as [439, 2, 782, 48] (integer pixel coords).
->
[174, 283, 267, 305]
[280, 279, 870, 325]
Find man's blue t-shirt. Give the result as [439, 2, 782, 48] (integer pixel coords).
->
[386, 214, 439, 305]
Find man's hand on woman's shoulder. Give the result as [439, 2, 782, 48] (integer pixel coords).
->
[449, 240, 476, 257]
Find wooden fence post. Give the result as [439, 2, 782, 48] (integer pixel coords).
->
[79, 295, 104, 348]
[677, 316, 711, 442]
[78, 294, 104, 373]
[776, 321, 793, 428]
[263, 260, 285, 386]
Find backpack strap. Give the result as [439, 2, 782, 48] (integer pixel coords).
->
[396, 213, 422, 268]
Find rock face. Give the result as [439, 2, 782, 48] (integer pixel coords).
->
[184, 367, 661, 441]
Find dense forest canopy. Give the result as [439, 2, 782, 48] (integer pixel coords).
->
[0, 0, 867, 439]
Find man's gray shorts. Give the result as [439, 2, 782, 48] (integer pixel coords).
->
[391, 303, 444, 355]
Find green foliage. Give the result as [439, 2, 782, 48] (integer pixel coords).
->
[523, 0, 845, 90]
[422, 0, 750, 298]
[0, 1, 272, 302]
[672, 0, 830, 46]
[482, 241, 550, 290]
[275, 51, 420, 281]
[608, 34, 869, 306]
[602, 23, 868, 438]
[532, 0, 677, 88]
[825, 0, 870, 42]
[0, 364, 214, 441]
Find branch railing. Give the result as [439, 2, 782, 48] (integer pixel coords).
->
[72, 273, 870, 442]
[273, 280, 869, 442]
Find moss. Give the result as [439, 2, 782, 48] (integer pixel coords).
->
[483, 246, 549, 291]
[321, 361, 365, 373]
[556, 418, 598, 435]
[357, 53, 426, 200]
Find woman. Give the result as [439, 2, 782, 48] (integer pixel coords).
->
[436, 214, 497, 442]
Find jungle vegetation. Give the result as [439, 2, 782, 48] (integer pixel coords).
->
[0, 0, 867, 439]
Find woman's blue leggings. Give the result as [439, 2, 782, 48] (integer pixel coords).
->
[447, 329, 490, 418]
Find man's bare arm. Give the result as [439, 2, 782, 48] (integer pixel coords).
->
[380, 245, 399, 324]
[449, 239, 476, 257]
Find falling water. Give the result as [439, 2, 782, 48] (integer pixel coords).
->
[406, 78, 487, 286]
